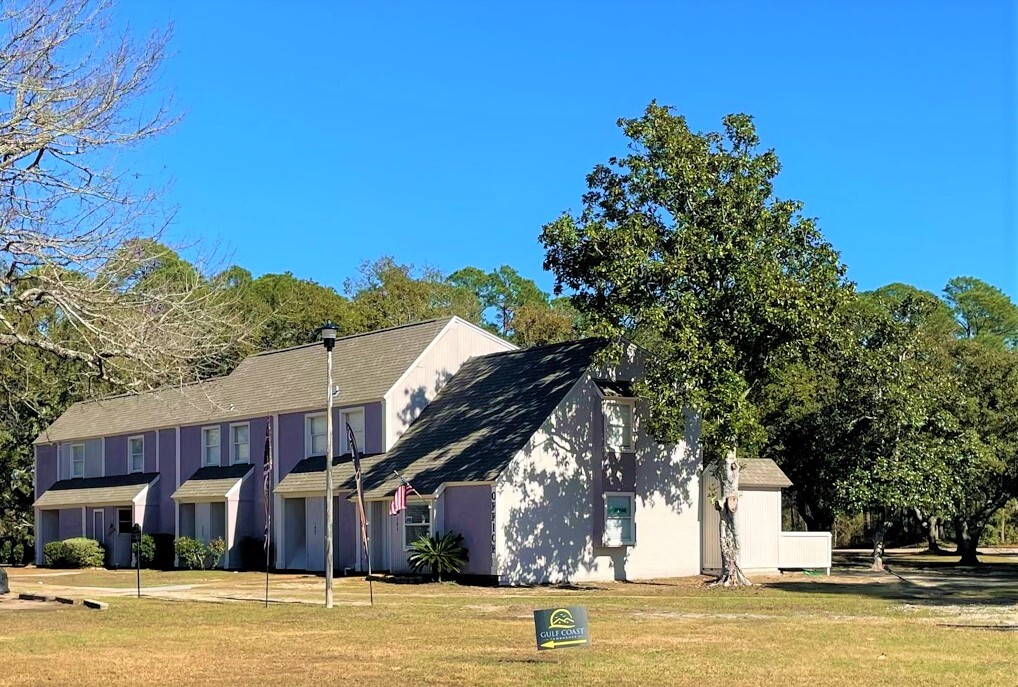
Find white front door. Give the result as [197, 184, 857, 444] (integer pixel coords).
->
[305, 497, 325, 571]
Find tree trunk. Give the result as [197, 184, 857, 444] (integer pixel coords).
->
[925, 515, 942, 554]
[955, 519, 981, 565]
[870, 520, 888, 571]
[710, 450, 751, 587]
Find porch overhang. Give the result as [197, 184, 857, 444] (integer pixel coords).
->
[34, 473, 159, 509]
[172, 464, 252, 501]
[274, 454, 382, 496]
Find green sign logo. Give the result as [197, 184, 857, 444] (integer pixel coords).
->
[533, 606, 590, 650]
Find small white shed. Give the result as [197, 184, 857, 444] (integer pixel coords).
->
[700, 459, 831, 575]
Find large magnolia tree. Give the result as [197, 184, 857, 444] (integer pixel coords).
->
[541, 103, 849, 585]
[0, 0, 239, 396]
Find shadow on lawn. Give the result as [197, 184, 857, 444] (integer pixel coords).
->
[765, 567, 1018, 608]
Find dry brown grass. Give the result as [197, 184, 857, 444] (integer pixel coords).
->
[1, 566, 1015, 687]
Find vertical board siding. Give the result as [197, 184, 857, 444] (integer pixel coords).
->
[700, 483, 781, 571]
[58, 508, 83, 540]
[442, 485, 492, 575]
[778, 532, 833, 570]
[158, 429, 177, 534]
[84, 439, 103, 478]
[35, 445, 58, 499]
[277, 412, 305, 478]
[143, 431, 157, 473]
[104, 435, 128, 476]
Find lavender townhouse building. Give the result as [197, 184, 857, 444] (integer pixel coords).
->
[35, 315, 820, 583]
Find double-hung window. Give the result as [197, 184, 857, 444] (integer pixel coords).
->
[342, 409, 365, 456]
[603, 400, 634, 452]
[70, 443, 85, 478]
[128, 436, 144, 473]
[604, 492, 635, 546]
[202, 427, 220, 467]
[231, 424, 250, 464]
[403, 503, 432, 549]
[307, 413, 327, 456]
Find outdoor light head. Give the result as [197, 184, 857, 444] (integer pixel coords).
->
[318, 321, 337, 351]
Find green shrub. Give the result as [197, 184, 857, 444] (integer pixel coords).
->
[133, 534, 155, 567]
[407, 531, 469, 582]
[206, 537, 226, 568]
[174, 536, 227, 570]
[61, 537, 105, 568]
[42, 541, 65, 567]
[174, 537, 203, 570]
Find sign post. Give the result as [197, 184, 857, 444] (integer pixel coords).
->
[131, 524, 142, 599]
[533, 606, 590, 651]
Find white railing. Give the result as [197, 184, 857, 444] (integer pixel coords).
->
[778, 532, 832, 574]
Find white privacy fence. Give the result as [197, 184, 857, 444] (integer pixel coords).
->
[778, 531, 832, 575]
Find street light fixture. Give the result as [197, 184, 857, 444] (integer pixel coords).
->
[317, 321, 337, 609]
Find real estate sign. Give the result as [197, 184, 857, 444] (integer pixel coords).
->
[533, 606, 590, 650]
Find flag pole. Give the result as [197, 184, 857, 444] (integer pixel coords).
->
[392, 469, 429, 506]
[263, 416, 274, 608]
[349, 422, 373, 606]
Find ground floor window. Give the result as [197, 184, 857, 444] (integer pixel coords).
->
[117, 508, 133, 535]
[403, 503, 431, 548]
[604, 493, 635, 546]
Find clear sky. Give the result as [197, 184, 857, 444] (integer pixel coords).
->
[117, 1, 1016, 299]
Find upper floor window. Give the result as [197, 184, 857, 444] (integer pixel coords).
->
[231, 424, 250, 464]
[603, 400, 634, 452]
[306, 413, 327, 456]
[342, 409, 365, 456]
[70, 442, 85, 478]
[202, 427, 220, 467]
[128, 436, 144, 473]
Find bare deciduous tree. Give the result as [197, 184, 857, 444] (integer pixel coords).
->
[0, 0, 239, 393]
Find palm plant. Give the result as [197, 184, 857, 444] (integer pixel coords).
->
[407, 531, 469, 582]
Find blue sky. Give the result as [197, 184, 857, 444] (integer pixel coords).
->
[118, 1, 1016, 299]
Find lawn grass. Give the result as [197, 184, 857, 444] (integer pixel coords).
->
[1, 564, 1015, 687]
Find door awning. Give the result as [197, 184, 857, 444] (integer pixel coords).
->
[172, 464, 252, 501]
[34, 473, 158, 509]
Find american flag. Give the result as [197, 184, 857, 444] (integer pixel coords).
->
[263, 418, 272, 551]
[389, 484, 410, 516]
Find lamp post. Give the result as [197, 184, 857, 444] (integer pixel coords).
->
[318, 321, 337, 609]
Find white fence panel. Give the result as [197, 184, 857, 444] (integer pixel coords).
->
[778, 532, 832, 574]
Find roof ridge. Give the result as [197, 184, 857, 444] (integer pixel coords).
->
[252, 317, 451, 357]
[475, 336, 604, 359]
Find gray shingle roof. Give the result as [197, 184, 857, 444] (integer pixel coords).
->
[358, 338, 605, 499]
[274, 454, 383, 495]
[171, 464, 253, 500]
[33, 472, 158, 508]
[740, 459, 793, 488]
[35, 318, 453, 444]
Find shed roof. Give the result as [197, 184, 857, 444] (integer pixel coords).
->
[739, 459, 793, 488]
[33, 472, 158, 509]
[35, 318, 453, 444]
[358, 338, 606, 499]
[172, 464, 253, 501]
[274, 454, 383, 495]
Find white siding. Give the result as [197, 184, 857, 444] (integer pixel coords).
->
[700, 483, 782, 572]
[384, 318, 515, 450]
[495, 354, 700, 585]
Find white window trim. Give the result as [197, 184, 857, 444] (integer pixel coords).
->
[201, 426, 221, 468]
[603, 491, 636, 546]
[230, 422, 251, 465]
[402, 501, 433, 551]
[128, 435, 145, 474]
[305, 412, 327, 458]
[70, 442, 85, 479]
[603, 398, 636, 453]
